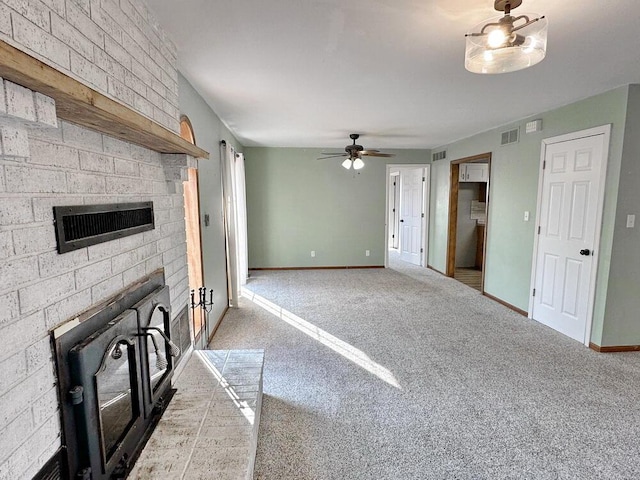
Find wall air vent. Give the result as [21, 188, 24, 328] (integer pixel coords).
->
[432, 150, 447, 161]
[501, 128, 519, 146]
[54, 202, 154, 253]
[32, 447, 68, 480]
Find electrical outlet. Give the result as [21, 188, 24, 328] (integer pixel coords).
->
[365, 250, 370, 257]
[627, 214, 635, 228]
[311, 250, 316, 257]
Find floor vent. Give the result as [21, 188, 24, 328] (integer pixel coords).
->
[432, 150, 447, 161]
[54, 202, 154, 253]
[501, 128, 519, 146]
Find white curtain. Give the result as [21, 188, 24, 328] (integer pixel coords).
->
[220, 142, 248, 308]
[235, 153, 249, 286]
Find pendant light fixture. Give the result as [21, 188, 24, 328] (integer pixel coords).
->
[465, 0, 547, 74]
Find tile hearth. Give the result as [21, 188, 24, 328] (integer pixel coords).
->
[130, 349, 264, 480]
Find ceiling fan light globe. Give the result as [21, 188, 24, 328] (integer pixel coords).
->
[465, 13, 547, 74]
[353, 158, 365, 170]
[342, 158, 353, 169]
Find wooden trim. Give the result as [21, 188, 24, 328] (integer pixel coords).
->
[179, 115, 196, 145]
[250, 266, 385, 271]
[446, 152, 492, 285]
[451, 152, 492, 164]
[589, 343, 640, 353]
[446, 164, 459, 277]
[183, 168, 205, 340]
[0, 39, 209, 159]
[483, 292, 528, 316]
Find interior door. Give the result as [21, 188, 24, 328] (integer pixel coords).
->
[532, 133, 606, 342]
[399, 167, 423, 265]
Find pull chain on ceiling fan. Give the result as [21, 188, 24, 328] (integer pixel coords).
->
[318, 134, 395, 170]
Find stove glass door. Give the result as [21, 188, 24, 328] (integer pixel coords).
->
[147, 306, 169, 392]
[68, 309, 144, 479]
[97, 338, 137, 460]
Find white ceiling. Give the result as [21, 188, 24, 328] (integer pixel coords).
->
[146, 0, 640, 150]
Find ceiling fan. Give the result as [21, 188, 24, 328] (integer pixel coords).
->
[319, 134, 395, 170]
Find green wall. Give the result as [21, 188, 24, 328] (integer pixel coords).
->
[602, 85, 640, 345]
[194, 81, 637, 346]
[244, 148, 429, 268]
[178, 73, 243, 327]
[430, 86, 629, 345]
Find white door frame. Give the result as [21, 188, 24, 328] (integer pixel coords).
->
[389, 171, 400, 250]
[385, 164, 430, 268]
[528, 124, 611, 346]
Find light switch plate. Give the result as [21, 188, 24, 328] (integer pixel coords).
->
[627, 214, 635, 228]
[524, 211, 530, 221]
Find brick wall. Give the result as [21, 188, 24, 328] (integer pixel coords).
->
[0, 0, 180, 132]
[0, 1, 189, 476]
[0, 84, 191, 479]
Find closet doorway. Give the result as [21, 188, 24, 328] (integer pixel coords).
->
[447, 153, 491, 291]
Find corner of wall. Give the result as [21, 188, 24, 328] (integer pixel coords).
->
[598, 84, 640, 346]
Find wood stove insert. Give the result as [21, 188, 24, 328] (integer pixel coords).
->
[53, 270, 179, 480]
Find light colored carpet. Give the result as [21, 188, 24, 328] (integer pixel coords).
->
[209, 260, 640, 480]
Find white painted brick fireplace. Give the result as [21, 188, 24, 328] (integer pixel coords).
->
[0, 1, 196, 477]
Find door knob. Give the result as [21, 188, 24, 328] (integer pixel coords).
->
[400, 219, 404, 222]
[579, 249, 591, 256]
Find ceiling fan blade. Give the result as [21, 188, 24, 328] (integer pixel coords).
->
[320, 152, 344, 155]
[362, 152, 395, 157]
[360, 150, 380, 154]
[317, 155, 346, 160]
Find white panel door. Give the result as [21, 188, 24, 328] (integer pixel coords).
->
[399, 168, 423, 265]
[532, 133, 606, 342]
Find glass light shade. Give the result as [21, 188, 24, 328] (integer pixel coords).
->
[465, 14, 547, 74]
[352, 158, 365, 170]
[487, 29, 507, 48]
[342, 158, 352, 169]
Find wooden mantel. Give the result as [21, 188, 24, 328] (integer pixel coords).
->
[0, 40, 209, 159]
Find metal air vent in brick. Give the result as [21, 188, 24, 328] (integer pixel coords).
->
[54, 202, 154, 253]
[32, 448, 68, 480]
[501, 128, 520, 146]
[432, 150, 447, 161]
